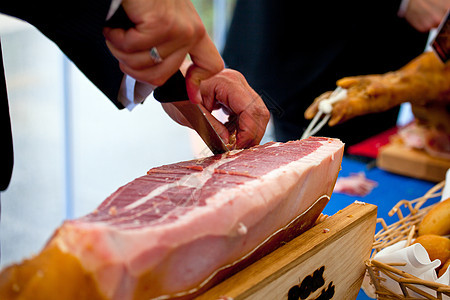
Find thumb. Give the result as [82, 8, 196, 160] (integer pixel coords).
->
[185, 36, 224, 104]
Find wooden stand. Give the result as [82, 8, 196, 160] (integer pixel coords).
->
[377, 143, 450, 182]
[196, 202, 377, 300]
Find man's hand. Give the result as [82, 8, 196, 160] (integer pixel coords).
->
[103, 0, 224, 95]
[162, 69, 270, 149]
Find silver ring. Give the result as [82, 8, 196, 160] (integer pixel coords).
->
[149, 47, 163, 64]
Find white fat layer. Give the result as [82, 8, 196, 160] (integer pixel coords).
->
[265, 142, 282, 148]
[123, 154, 240, 210]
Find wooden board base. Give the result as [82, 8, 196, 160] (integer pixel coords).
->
[196, 202, 377, 300]
[377, 143, 450, 182]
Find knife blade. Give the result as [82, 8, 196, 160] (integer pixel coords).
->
[153, 71, 230, 155]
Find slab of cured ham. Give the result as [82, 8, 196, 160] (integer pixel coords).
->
[0, 137, 344, 300]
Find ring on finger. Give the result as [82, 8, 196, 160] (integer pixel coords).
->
[149, 47, 163, 64]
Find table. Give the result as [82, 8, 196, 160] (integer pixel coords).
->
[323, 155, 438, 299]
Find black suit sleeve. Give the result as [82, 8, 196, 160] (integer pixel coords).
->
[0, 0, 125, 108]
[0, 0, 128, 190]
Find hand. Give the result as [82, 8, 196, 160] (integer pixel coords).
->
[103, 0, 224, 95]
[162, 69, 270, 149]
[199, 69, 270, 149]
[403, 0, 450, 32]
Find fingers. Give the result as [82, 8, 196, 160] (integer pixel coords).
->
[185, 36, 225, 104]
[164, 68, 269, 149]
[110, 43, 189, 86]
[104, 25, 193, 86]
[199, 69, 270, 149]
[105, 37, 176, 70]
[103, 27, 153, 53]
[103, 0, 223, 87]
[104, 0, 203, 52]
[235, 108, 268, 148]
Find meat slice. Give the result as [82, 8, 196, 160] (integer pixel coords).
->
[333, 172, 378, 197]
[0, 137, 344, 300]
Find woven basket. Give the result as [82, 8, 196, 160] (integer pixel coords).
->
[364, 181, 450, 300]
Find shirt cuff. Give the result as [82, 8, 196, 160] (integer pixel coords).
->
[117, 75, 156, 111]
[107, 0, 123, 20]
[397, 0, 410, 18]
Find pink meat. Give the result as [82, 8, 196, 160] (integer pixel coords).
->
[334, 172, 378, 197]
[49, 137, 344, 299]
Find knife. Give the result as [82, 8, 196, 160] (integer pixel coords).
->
[432, 11, 449, 63]
[153, 71, 230, 155]
[105, 7, 229, 154]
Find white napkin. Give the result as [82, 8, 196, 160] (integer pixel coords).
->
[442, 168, 450, 201]
[374, 240, 449, 299]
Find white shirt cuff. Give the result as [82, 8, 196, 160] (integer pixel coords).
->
[118, 75, 156, 111]
[107, 0, 123, 20]
[397, 0, 410, 18]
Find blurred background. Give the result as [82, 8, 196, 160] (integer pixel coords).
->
[0, 0, 276, 267]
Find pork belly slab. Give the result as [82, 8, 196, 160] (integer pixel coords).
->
[0, 137, 344, 300]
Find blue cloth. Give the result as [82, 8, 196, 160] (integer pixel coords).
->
[324, 156, 437, 299]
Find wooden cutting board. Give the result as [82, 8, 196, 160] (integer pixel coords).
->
[377, 143, 450, 182]
[195, 202, 377, 300]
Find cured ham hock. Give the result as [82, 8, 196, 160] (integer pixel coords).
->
[0, 137, 344, 300]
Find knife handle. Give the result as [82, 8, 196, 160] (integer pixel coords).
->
[153, 70, 189, 103]
[105, 6, 189, 103]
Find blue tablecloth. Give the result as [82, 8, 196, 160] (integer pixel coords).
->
[323, 155, 439, 300]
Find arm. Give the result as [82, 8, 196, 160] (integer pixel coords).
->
[0, 0, 126, 108]
[103, 0, 224, 105]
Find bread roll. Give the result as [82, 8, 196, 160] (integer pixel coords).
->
[418, 198, 450, 236]
[413, 235, 450, 269]
[438, 258, 450, 278]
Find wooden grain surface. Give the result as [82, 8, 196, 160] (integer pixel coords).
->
[377, 143, 450, 182]
[196, 202, 377, 300]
